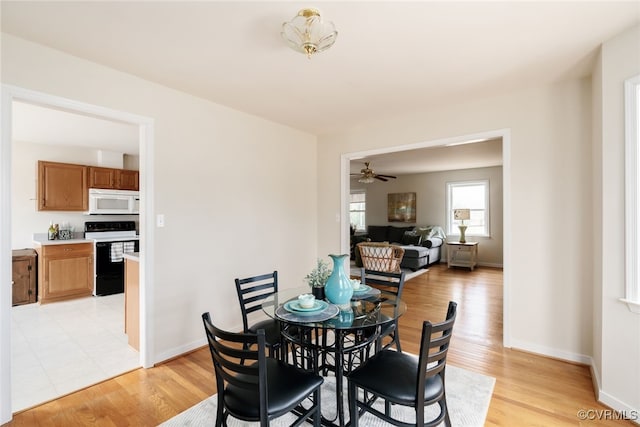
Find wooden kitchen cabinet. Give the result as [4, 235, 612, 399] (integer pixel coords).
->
[36, 243, 94, 304]
[118, 169, 139, 190]
[38, 161, 88, 211]
[88, 166, 117, 189]
[12, 249, 37, 306]
[89, 166, 139, 191]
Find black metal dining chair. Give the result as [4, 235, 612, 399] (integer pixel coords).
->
[235, 271, 281, 358]
[347, 301, 458, 427]
[202, 312, 323, 427]
[360, 268, 406, 352]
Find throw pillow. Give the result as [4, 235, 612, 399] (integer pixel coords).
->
[416, 226, 434, 239]
[401, 230, 422, 246]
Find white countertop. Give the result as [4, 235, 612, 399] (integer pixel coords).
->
[32, 233, 139, 246]
[123, 252, 140, 261]
[33, 233, 91, 246]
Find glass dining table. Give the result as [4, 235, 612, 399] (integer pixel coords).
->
[262, 286, 407, 427]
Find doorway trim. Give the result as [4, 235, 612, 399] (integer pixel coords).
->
[340, 128, 512, 347]
[0, 84, 155, 423]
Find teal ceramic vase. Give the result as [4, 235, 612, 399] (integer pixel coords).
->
[324, 254, 353, 306]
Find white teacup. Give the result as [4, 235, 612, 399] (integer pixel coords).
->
[298, 294, 316, 308]
[351, 279, 361, 290]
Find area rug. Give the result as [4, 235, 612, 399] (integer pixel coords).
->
[349, 261, 429, 282]
[159, 363, 495, 426]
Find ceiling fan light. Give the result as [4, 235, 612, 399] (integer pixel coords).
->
[358, 176, 375, 184]
[281, 8, 337, 59]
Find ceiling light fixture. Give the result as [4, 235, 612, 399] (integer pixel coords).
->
[358, 176, 375, 184]
[281, 8, 337, 59]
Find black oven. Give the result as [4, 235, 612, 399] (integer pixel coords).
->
[94, 239, 139, 296]
[85, 221, 139, 296]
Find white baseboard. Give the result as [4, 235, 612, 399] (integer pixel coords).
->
[589, 357, 640, 425]
[511, 344, 639, 424]
[478, 261, 503, 268]
[154, 320, 245, 364]
[155, 338, 207, 365]
[437, 260, 503, 268]
[597, 389, 640, 425]
[509, 339, 592, 364]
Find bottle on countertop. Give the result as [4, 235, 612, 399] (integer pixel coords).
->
[48, 221, 56, 240]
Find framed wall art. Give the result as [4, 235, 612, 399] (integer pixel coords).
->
[387, 192, 416, 223]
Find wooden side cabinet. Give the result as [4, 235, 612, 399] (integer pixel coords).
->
[446, 242, 479, 271]
[124, 257, 140, 350]
[36, 243, 94, 304]
[38, 161, 88, 211]
[12, 249, 37, 306]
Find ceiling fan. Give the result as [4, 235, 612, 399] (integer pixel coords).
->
[352, 162, 397, 183]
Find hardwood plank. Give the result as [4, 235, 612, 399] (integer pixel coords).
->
[5, 264, 634, 426]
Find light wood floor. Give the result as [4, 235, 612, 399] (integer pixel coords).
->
[5, 264, 634, 426]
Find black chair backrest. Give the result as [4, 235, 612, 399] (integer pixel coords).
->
[202, 312, 268, 406]
[360, 268, 406, 297]
[416, 301, 457, 406]
[235, 271, 278, 333]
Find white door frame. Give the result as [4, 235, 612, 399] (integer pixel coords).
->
[0, 85, 155, 423]
[339, 128, 512, 347]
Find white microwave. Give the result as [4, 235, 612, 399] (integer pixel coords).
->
[88, 188, 139, 215]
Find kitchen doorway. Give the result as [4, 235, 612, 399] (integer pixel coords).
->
[0, 85, 155, 417]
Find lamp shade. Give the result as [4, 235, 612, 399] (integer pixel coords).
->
[281, 8, 337, 58]
[453, 209, 471, 221]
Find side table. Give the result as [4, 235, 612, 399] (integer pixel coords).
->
[446, 241, 478, 271]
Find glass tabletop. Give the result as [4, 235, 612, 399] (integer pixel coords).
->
[261, 286, 406, 330]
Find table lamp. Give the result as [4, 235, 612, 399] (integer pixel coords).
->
[453, 209, 471, 243]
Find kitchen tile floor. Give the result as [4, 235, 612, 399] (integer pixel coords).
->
[11, 294, 140, 412]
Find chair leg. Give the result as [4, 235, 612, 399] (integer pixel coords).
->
[313, 387, 321, 427]
[267, 342, 279, 359]
[216, 395, 224, 427]
[348, 381, 359, 427]
[442, 397, 451, 427]
[415, 404, 424, 427]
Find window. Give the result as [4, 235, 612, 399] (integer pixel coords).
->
[349, 191, 366, 232]
[624, 74, 640, 312]
[446, 180, 489, 237]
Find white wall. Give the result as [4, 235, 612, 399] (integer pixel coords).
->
[319, 78, 593, 361]
[1, 33, 319, 362]
[595, 24, 640, 414]
[123, 154, 139, 170]
[11, 140, 139, 249]
[351, 166, 503, 266]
